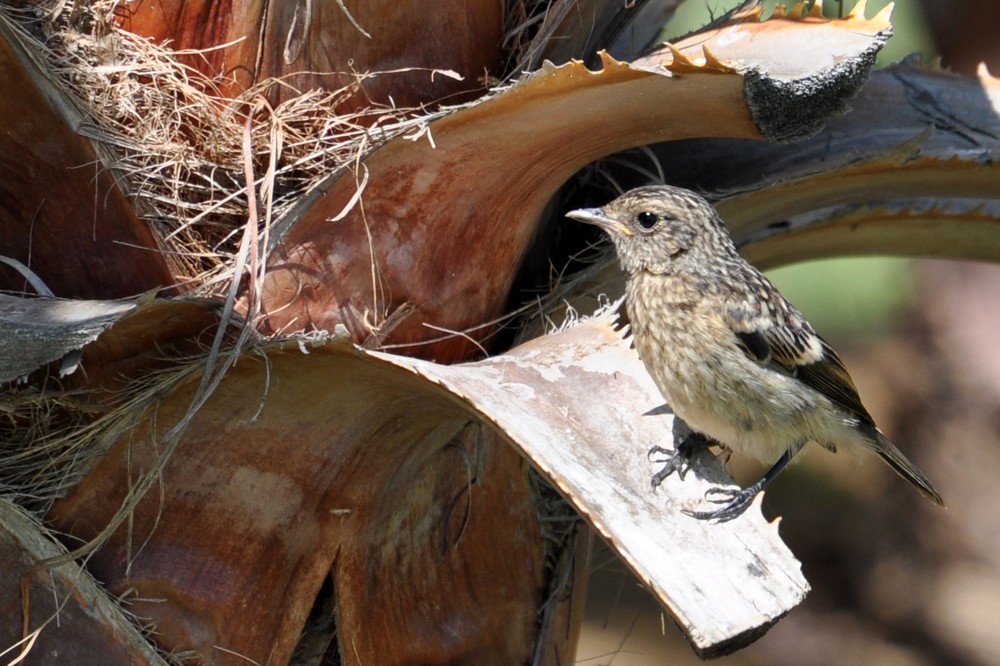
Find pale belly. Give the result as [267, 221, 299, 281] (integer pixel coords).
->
[630, 304, 864, 464]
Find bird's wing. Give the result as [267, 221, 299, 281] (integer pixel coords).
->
[793, 338, 875, 427]
[726, 301, 876, 428]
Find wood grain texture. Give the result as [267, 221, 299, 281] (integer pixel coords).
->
[116, 0, 504, 108]
[47, 339, 546, 665]
[0, 19, 177, 299]
[0, 499, 169, 666]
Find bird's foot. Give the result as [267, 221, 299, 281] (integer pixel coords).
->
[648, 432, 711, 487]
[649, 446, 688, 488]
[682, 485, 759, 523]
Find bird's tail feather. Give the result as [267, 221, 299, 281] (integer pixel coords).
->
[874, 432, 944, 506]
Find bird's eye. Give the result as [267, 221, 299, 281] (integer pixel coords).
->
[636, 211, 659, 230]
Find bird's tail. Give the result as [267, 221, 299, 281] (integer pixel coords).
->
[874, 432, 944, 506]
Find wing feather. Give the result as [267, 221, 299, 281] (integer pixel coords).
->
[719, 266, 940, 504]
[726, 296, 876, 428]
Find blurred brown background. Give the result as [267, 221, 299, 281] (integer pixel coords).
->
[577, 1, 1000, 663]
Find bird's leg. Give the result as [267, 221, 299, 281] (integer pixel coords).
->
[649, 431, 714, 488]
[684, 445, 800, 522]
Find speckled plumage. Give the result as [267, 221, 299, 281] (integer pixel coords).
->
[567, 185, 943, 521]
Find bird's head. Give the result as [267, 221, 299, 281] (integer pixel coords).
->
[566, 185, 733, 275]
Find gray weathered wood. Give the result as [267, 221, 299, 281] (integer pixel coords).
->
[0, 294, 136, 382]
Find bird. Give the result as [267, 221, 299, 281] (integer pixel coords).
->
[566, 185, 944, 522]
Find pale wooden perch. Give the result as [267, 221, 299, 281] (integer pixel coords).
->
[375, 310, 810, 657]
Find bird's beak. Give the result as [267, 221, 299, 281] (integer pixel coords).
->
[565, 208, 634, 237]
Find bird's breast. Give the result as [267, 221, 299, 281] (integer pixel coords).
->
[626, 273, 834, 462]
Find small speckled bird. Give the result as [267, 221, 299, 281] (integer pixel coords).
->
[567, 185, 944, 522]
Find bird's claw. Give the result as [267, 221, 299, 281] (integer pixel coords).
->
[648, 444, 694, 487]
[682, 486, 759, 523]
[648, 433, 712, 487]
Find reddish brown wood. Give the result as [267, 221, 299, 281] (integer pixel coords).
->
[116, 1, 504, 109]
[47, 346, 545, 664]
[63, 299, 225, 395]
[0, 26, 177, 299]
[257, 64, 756, 362]
[0, 501, 167, 666]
